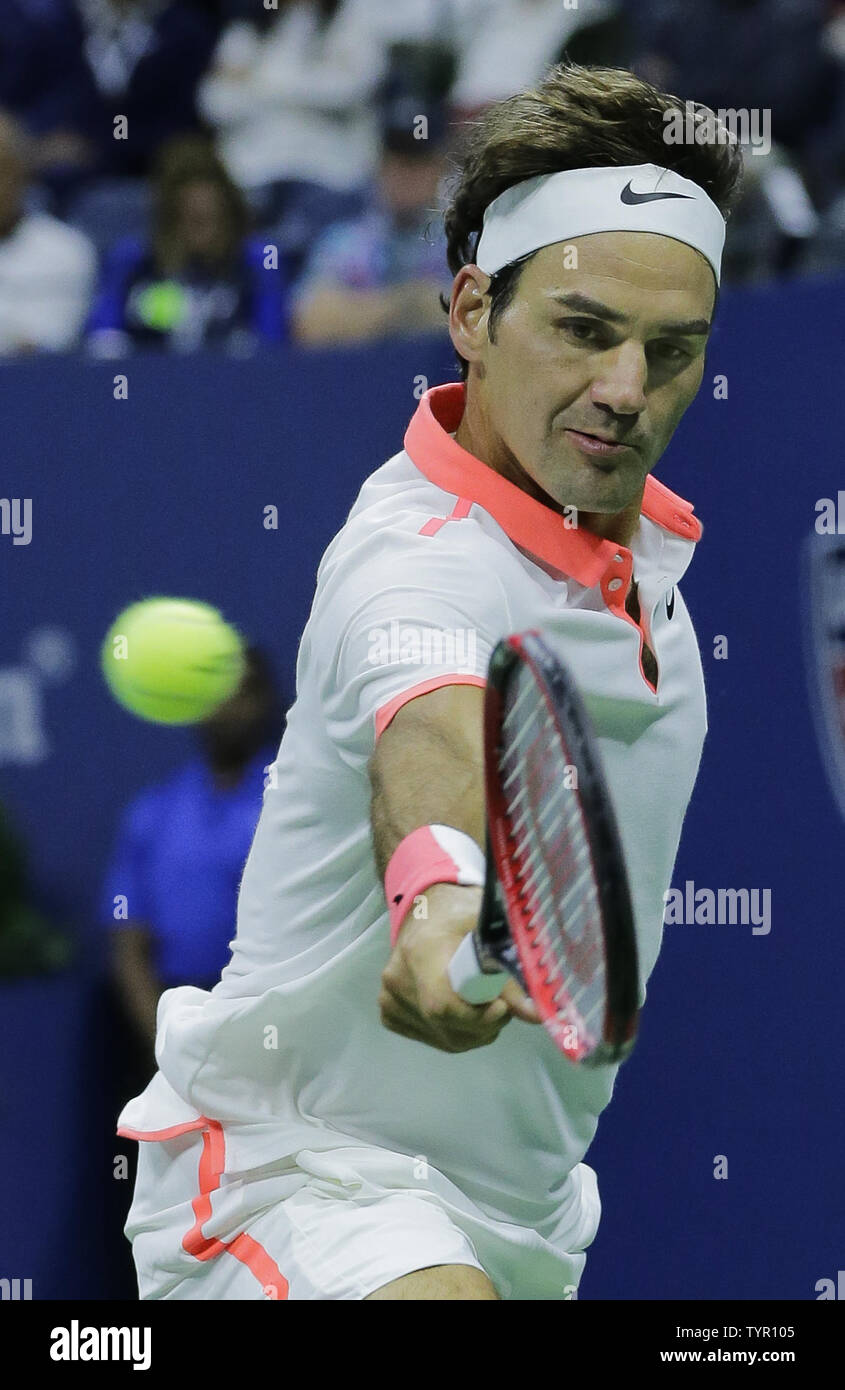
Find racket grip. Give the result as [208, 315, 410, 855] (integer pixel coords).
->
[448, 932, 510, 1004]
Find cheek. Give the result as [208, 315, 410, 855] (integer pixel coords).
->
[487, 363, 547, 444]
[655, 361, 705, 431]
[490, 321, 567, 406]
[486, 313, 588, 443]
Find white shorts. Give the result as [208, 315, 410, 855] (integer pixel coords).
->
[124, 1121, 600, 1300]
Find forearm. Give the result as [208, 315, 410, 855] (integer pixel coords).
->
[117, 966, 160, 1040]
[369, 684, 537, 1047]
[123, 974, 160, 1042]
[111, 929, 162, 1043]
[369, 704, 484, 878]
[294, 285, 406, 345]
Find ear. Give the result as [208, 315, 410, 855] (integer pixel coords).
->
[448, 265, 491, 375]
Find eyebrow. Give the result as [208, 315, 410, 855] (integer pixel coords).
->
[547, 291, 712, 336]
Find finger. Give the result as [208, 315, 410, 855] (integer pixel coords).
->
[382, 978, 512, 1044]
[438, 1000, 512, 1039]
[383, 1012, 491, 1054]
[379, 1011, 428, 1044]
[379, 985, 425, 1031]
[380, 977, 452, 1032]
[500, 978, 541, 1023]
[443, 977, 514, 1024]
[472, 998, 513, 1030]
[382, 969, 486, 1026]
[445, 1007, 513, 1047]
[421, 982, 508, 1028]
[382, 987, 509, 1050]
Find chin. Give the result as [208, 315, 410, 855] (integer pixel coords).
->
[569, 455, 648, 509]
[539, 465, 625, 513]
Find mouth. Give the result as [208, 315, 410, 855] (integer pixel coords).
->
[564, 429, 638, 458]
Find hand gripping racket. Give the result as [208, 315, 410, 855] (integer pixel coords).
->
[447, 631, 640, 1066]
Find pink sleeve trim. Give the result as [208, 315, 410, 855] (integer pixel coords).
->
[375, 674, 486, 740]
[418, 495, 473, 537]
[117, 1118, 210, 1142]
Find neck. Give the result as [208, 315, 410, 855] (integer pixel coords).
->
[577, 498, 643, 547]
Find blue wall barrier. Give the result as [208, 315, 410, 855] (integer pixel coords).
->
[2, 274, 844, 1299]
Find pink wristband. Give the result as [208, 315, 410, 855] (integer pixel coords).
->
[384, 824, 486, 946]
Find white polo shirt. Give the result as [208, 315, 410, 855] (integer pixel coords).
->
[119, 381, 707, 1236]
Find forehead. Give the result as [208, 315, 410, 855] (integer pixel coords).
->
[520, 232, 716, 321]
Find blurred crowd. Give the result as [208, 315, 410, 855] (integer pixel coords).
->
[1, 0, 845, 360]
[0, 645, 287, 1298]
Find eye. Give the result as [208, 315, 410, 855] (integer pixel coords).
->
[555, 318, 607, 345]
[650, 341, 692, 363]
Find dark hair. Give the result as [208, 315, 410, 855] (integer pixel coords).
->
[151, 134, 249, 274]
[197, 643, 286, 764]
[440, 61, 744, 380]
[240, 644, 285, 736]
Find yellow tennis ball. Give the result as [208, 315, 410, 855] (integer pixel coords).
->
[101, 598, 246, 725]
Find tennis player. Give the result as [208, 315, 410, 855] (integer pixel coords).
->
[117, 63, 743, 1300]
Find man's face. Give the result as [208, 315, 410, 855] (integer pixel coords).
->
[452, 232, 716, 517]
[379, 151, 443, 219]
[177, 181, 229, 262]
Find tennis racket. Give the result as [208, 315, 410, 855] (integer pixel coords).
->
[447, 631, 640, 1066]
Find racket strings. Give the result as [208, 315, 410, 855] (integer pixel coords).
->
[500, 676, 607, 1046]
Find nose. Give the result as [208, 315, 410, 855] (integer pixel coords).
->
[589, 341, 648, 417]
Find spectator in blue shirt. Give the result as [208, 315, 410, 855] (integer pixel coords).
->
[87, 134, 288, 354]
[103, 645, 284, 1057]
[0, 0, 220, 211]
[291, 91, 452, 346]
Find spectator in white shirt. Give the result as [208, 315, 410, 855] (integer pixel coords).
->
[450, 0, 618, 117]
[292, 93, 451, 346]
[197, 0, 388, 236]
[0, 111, 97, 357]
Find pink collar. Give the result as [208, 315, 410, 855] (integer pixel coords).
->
[404, 382, 701, 584]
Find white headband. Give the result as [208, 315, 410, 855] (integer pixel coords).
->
[475, 163, 726, 285]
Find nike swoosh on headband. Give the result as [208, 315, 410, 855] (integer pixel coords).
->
[473, 165, 725, 284]
[620, 182, 695, 205]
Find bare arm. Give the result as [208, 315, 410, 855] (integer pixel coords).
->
[369, 684, 539, 1053]
[293, 280, 447, 347]
[111, 924, 162, 1051]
